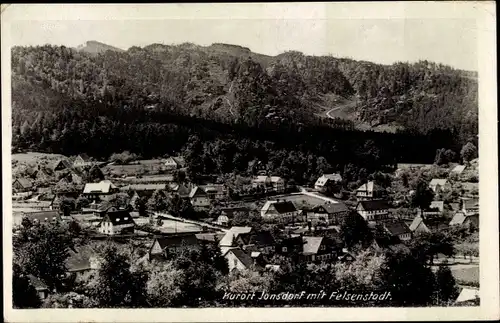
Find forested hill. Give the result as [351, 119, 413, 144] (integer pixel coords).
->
[12, 42, 477, 138]
[11, 43, 477, 182]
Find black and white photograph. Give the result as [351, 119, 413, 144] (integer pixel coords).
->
[2, 3, 498, 322]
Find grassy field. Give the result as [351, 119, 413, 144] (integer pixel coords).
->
[278, 194, 327, 207]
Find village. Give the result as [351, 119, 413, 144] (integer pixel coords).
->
[12, 151, 480, 306]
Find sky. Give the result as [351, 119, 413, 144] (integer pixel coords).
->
[3, 3, 487, 71]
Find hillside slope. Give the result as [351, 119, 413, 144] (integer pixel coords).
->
[11, 42, 477, 143]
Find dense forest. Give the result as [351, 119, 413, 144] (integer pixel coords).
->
[11, 43, 478, 183]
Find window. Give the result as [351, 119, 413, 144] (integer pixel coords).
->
[282, 247, 288, 252]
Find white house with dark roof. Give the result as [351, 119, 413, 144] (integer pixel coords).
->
[310, 202, 349, 225]
[252, 175, 285, 193]
[83, 180, 119, 201]
[429, 178, 451, 193]
[301, 236, 340, 263]
[73, 153, 92, 168]
[382, 221, 412, 241]
[149, 233, 201, 260]
[189, 186, 210, 208]
[98, 209, 135, 235]
[356, 181, 385, 201]
[314, 173, 342, 191]
[224, 248, 262, 272]
[164, 156, 186, 170]
[260, 200, 299, 223]
[356, 200, 391, 222]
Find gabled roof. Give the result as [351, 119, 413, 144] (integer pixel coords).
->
[313, 202, 349, 214]
[270, 176, 283, 183]
[357, 200, 390, 211]
[219, 226, 253, 246]
[27, 275, 48, 291]
[76, 153, 91, 162]
[227, 248, 255, 270]
[451, 165, 466, 174]
[383, 221, 411, 236]
[315, 174, 342, 186]
[154, 233, 200, 249]
[14, 178, 33, 188]
[455, 288, 479, 304]
[103, 210, 135, 226]
[302, 236, 323, 255]
[53, 159, 72, 170]
[356, 181, 383, 193]
[253, 175, 270, 183]
[272, 201, 297, 214]
[449, 211, 477, 226]
[189, 186, 207, 198]
[83, 181, 117, 194]
[166, 156, 186, 167]
[449, 212, 467, 225]
[409, 216, 429, 232]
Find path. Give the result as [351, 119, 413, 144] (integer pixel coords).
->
[154, 212, 228, 232]
[325, 98, 359, 120]
[298, 187, 339, 204]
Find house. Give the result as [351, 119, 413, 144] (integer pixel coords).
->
[356, 200, 391, 222]
[73, 153, 92, 168]
[169, 183, 192, 198]
[382, 221, 412, 241]
[371, 236, 409, 253]
[189, 186, 210, 208]
[27, 275, 50, 300]
[454, 287, 480, 306]
[260, 200, 299, 223]
[65, 246, 101, 279]
[251, 175, 285, 193]
[451, 165, 466, 175]
[224, 248, 263, 272]
[22, 211, 62, 224]
[120, 175, 174, 185]
[98, 209, 135, 235]
[302, 236, 340, 263]
[422, 200, 444, 218]
[449, 212, 479, 229]
[309, 202, 349, 225]
[461, 198, 479, 215]
[164, 156, 186, 170]
[219, 226, 276, 255]
[53, 159, 72, 172]
[120, 184, 168, 192]
[275, 235, 304, 256]
[429, 179, 451, 193]
[314, 173, 342, 192]
[356, 181, 385, 201]
[195, 232, 226, 244]
[149, 233, 201, 260]
[12, 178, 34, 193]
[200, 184, 227, 200]
[83, 180, 119, 201]
[409, 216, 432, 234]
